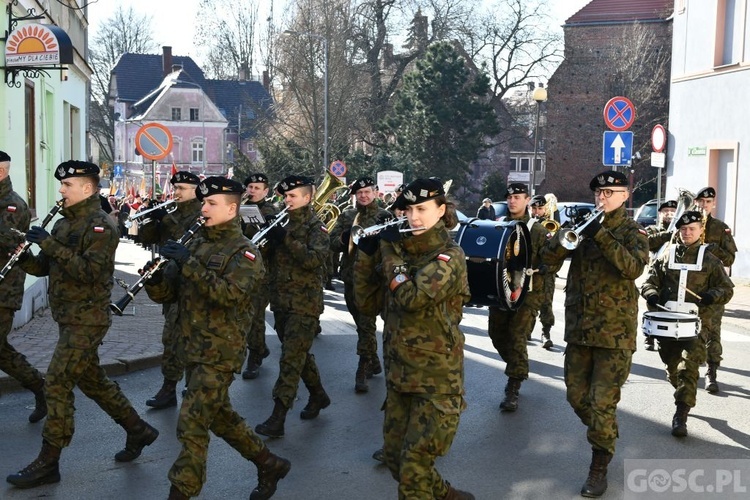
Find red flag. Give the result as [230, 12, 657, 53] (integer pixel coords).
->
[171, 159, 178, 177]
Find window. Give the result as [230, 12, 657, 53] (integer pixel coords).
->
[534, 158, 543, 172]
[715, 0, 742, 66]
[510, 158, 518, 171]
[191, 141, 204, 163]
[171, 107, 181, 120]
[520, 158, 530, 172]
[190, 108, 200, 121]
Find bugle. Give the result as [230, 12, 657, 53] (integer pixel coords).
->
[0, 200, 64, 284]
[110, 217, 206, 315]
[557, 207, 604, 250]
[250, 207, 290, 248]
[351, 217, 425, 245]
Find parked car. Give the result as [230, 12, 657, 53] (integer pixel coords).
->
[556, 202, 596, 227]
[634, 199, 658, 227]
[491, 201, 509, 220]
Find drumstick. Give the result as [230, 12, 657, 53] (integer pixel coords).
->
[655, 303, 672, 312]
[679, 284, 702, 300]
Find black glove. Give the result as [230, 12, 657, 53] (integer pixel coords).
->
[160, 240, 190, 265]
[149, 207, 168, 221]
[699, 293, 714, 305]
[341, 229, 351, 247]
[379, 224, 402, 243]
[580, 217, 602, 239]
[267, 225, 287, 244]
[26, 226, 50, 244]
[139, 260, 163, 284]
[646, 294, 659, 307]
[357, 235, 380, 256]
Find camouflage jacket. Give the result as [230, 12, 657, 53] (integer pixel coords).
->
[645, 221, 672, 252]
[703, 215, 737, 267]
[641, 241, 734, 333]
[513, 213, 552, 307]
[139, 198, 201, 246]
[354, 221, 470, 395]
[268, 206, 329, 317]
[242, 198, 278, 276]
[0, 177, 30, 311]
[541, 205, 649, 350]
[20, 194, 118, 327]
[145, 218, 263, 373]
[329, 201, 391, 283]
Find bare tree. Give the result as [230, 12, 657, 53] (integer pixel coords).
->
[89, 7, 156, 164]
[196, 0, 260, 79]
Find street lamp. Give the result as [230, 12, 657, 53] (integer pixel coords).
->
[283, 30, 328, 172]
[170, 78, 207, 175]
[529, 83, 548, 196]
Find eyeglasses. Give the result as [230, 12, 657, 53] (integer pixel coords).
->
[594, 188, 627, 198]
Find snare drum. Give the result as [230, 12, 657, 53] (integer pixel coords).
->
[642, 311, 701, 340]
[455, 219, 531, 310]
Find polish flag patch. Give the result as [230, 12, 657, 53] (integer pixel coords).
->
[638, 229, 647, 236]
[244, 250, 256, 261]
[7, 205, 16, 212]
[93, 226, 105, 233]
[437, 254, 451, 262]
[320, 225, 329, 233]
[725, 228, 732, 234]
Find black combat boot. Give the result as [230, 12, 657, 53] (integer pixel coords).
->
[114, 409, 159, 462]
[368, 356, 382, 378]
[355, 357, 369, 393]
[243, 347, 269, 380]
[580, 449, 612, 497]
[255, 399, 288, 438]
[146, 379, 178, 409]
[706, 363, 719, 393]
[26, 378, 47, 423]
[499, 377, 522, 412]
[541, 327, 553, 349]
[671, 401, 690, 437]
[249, 447, 291, 500]
[442, 481, 476, 500]
[645, 335, 656, 351]
[168, 484, 190, 499]
[301, 386, 331, 419]
[6, 440, 61, 488]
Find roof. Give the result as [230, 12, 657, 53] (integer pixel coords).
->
[111, 53, 207, 103]
[204, 79, 272, 135]
[565, 0, 673, 25]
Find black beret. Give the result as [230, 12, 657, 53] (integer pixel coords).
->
[0, 150, 10, 162]
[395, 183, 407, 193]
[277, 175, 315, 194]
[171, 171, 200, 185]
[505, 183, 529, 197]
[54, 160, 100, 180]
[589, 170, 628, 191]
[530, 194, 547, 207]
[393, 178, 445, 210]
[696, 186, 716, 199]
[196, 176, 244, 201]
[659, 200, 677, 211]
[675, 210, 704, 228]
[244, 173, 269, 186]
[351, 176, 376, 193]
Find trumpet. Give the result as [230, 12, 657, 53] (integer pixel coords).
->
[539, 218, 560, 233]
[126, 199, 177, 227]
[557, 208, 604, 250]
[0, 200, 64, 284]
[110, 217, 206, 316]
[351, 217, 425, 245]
[250, 207, 290, 248]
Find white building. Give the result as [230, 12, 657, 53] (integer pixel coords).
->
[667, 0, 749, 277]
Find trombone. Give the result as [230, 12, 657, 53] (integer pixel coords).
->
[557, 207, 605, 250]
[126, 199, 177, 227]
[351, 217, 425, 245]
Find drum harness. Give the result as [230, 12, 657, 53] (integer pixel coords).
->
[667, 243, 708, 313]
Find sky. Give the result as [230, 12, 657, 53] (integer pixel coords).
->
[87, 0, 592, 60]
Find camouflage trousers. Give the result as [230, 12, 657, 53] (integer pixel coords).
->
[344, 281, 378, 358]
[0, 308, 44, 389]
[245, 285, 270, 356]
[704, 305, 724, 365]
[564, 344, 632, 455]
[272, 312, 323, 409]
[383, 388, 463, 500]
[169, 363, 266, 497]
[658, 337, 707, 408]
[537, 273, 557, 329]
[43, 323, 133, 449]
[488, 298, 540, 380]
[161, 302, 187, 382]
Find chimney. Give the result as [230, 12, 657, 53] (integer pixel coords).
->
[262, 70, 270, 91]
[240, 62, 249, 81]
[162, 46, 173, 77]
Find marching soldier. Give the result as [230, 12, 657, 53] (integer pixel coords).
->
[7, 161, 158, 489]
[329, 176, 391, 393]
[541, 171, 649, 498]
[643, 199, 677, 351]
[0, 150, 46, 423]
[353, 178, 473, 500]
[240, 173, 278, 380]
[145, 177, 290, 500]
[488, 184, 548, 411]
[140, 171, 202, 409]
[694, 186, 738, 393]
[529, 193, 562, 349]
[255, 175, 331, 438]
[641, 210, 733, 438]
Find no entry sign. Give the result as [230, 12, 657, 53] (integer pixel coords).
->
[135, 123, 173, 161]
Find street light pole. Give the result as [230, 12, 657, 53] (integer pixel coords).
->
[530, 83, 548, 197]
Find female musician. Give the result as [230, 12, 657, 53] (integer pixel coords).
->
[354, 178, 473, 500]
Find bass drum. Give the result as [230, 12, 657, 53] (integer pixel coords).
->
[455, 219, 531, 310]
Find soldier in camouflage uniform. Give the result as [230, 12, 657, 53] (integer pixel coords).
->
[0, 151, 47, 423]
[255, 175, 331, 438]
[7, 162, 158, 489]
[140, 171, 202, 409]
[641, 211, 733, 438]
[694, 187, 738, 392]
[145, 177, 290, 500]
[541, 171, 649, 498]
[329, 176, 391, 393]
[488, 184, 549, 412]
[354, 178, 474, 500]
[643, 199, 677, 351]
[530, 193, 563, 350]
[240, 173, 277, 379]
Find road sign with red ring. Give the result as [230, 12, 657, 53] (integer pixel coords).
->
[651, 124, 666, 153]
[329, 160, 347, 178]
[135, 123, 173, 161]
[603, 96, 636, 132]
